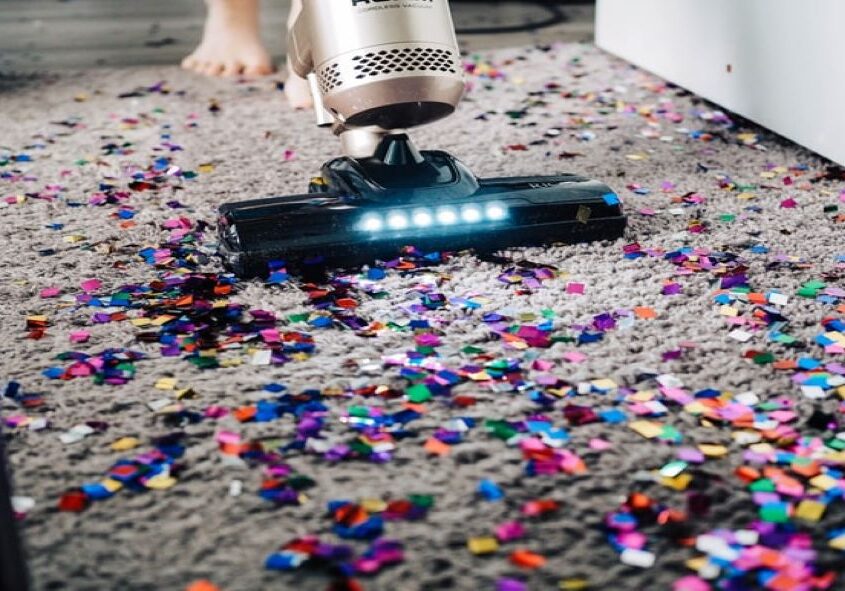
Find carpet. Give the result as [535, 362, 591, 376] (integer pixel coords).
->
[1, 43, 844, 591]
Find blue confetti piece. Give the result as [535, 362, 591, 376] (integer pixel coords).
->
[602, 192, 620, 205]
[477, 478, 504, 501]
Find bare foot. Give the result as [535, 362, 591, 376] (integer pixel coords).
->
[285, 62, 314, 110]
[182, 0, 273, 77]
[284, 0, 313, 109]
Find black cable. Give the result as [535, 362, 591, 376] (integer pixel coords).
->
[0, 429, 29, 591]
[452, 0, 575, 35]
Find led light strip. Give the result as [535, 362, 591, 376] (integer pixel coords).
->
[359, 203, 507, 232]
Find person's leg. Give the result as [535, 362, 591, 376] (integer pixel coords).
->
[285, 0, 314, 108]
[182, 0, 273, 77]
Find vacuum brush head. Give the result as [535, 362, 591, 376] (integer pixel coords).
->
[218, 136, 626, 277]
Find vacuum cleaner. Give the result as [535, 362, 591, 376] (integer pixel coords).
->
[218, 0, 626, 277]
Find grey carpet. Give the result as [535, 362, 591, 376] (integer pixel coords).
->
[1, 43, 844, 591]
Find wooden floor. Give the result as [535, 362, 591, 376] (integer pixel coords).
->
[0, 0, 594, 71]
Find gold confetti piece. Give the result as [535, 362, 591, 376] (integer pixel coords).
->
[591, 378, 617, 391]
[467, 537, 499, 555]
[361, 498, 387, 513]
[154, 378, 177, 390]
[176, 388, 198, 400]
[759, 171, 776, 179]
[629, 391, 655, 402]
[809, 474, 838, 491]
[101, 478, 123, 493]
[625, 153, 648, 160]
[63, 234, 87, 243]
[131, 318, 152, 327]
[151, 315, 176, 326]
[698, 444, 729, 458]
[110, 437, 140, 452]
[830, 535, 845, 551]
[198, 163, 215, 173]
[576, 205, 592, 224]
[685, 556, 707, 572]
[629, 420, 663, 439]
[794, 500, 825, 522]
[683, 401, 709, 415]
[559, 579, 590, 590]
[661, 473, 692, 491]
[144, 474, 177, 490]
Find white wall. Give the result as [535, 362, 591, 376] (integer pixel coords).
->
[596, 0, 845, 166]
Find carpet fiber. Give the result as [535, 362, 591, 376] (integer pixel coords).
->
[2, 43, 844, 591]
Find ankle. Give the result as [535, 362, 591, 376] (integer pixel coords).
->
[206, 0, 260, 28]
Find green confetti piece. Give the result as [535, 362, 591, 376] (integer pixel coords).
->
[406, 384, 432, 403]
[720, 214, 736, 222]
[749, 478, 775, 492]
[759, 503, 790, 523]
[827, 438, 845, 451]
[659, 425, 683, 443]
[188, 356, 218, 369]
[462, 345, 485, 354]
[348, 405, 370, 418]
[485, 419, 517, 440]
[349, 439, 373, 455]
[408, 494, 435, 508]
[288, 313, 309, 323]
[753, 352, 775, 365]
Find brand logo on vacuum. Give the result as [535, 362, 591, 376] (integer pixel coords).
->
[352, 0, 433, 6]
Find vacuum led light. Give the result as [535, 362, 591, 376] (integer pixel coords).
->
[386, 211, 409, 229]
[436, 207, 459, 225]
[461, 205, 482, 223]
[485, 202, 507, 221]
[412, 209, 434, 227]
[360, 214, 383, 232]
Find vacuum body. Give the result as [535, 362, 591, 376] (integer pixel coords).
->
[218, 0, 626, 276]
[288, 0, 466, 134]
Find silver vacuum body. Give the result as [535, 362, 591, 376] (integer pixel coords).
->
[289, 0, 466, 154]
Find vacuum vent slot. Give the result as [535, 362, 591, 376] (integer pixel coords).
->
[317, 62, 343, 94]
[351, 46, 458, 80]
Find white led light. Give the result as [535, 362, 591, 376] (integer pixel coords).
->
[386, 211, 409, 230]
[436, 207, 458, 225]
[412, 209, 433, 227]
[360, 214, 383, 232]
[485, 202, 507, 221]
[461, 205, 483, 223]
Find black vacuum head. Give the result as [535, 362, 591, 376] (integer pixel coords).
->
[218, 135, 626, 277]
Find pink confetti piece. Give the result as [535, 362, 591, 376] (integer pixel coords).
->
[566, 282, 585, 295]
[69, 331, 90, 343]
[40, 287, 61, 298]
[80, 278, 102, 293]
[589, 438, 612, 450]
[562, 351, 587, 364]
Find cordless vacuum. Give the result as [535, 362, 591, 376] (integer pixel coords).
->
[218, 0, 626, 277]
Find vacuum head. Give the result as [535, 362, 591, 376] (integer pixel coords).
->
[218, 135, 626, 277]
